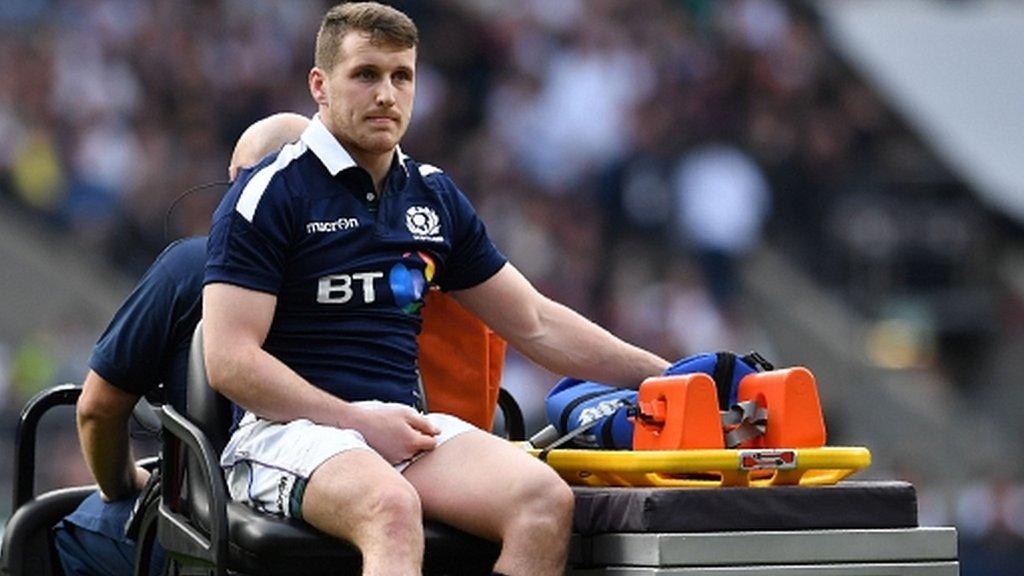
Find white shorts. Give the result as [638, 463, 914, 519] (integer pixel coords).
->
[220, 401, 475, 519]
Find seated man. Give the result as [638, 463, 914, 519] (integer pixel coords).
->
[54, 112, 310, 576]
[203, 4, 672, 576]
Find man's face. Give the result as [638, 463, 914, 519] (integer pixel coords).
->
[313, 32, 416, 159]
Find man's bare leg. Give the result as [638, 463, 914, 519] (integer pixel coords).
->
[302, 449, 424, 576]
[403, 430, 574, 576]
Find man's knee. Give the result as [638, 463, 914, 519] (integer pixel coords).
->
[302, 451, 423, 546]
[310, 476, 421, 530]
[535, 473, 575, 525]
[508, 465, 574, 533]
[365, 480, 422, 529]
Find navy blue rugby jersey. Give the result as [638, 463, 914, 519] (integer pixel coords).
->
[205, 115, 507, 409]
[89, 236, 206, 412]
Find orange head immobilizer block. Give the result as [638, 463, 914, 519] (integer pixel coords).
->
[632, 374, 725, 450]
[735, 367, 826, 448]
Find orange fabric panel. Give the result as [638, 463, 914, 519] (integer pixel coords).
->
[417, 289, 506, 430]
[487, 327, 507, 412]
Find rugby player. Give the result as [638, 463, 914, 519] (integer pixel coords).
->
[203, 4, 671, 576]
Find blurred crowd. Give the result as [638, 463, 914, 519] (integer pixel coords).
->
[1, 0, 1021, 572]
[0, 0, 1001, 361]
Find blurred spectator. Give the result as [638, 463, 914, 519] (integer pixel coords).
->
[671, 141, 770, 309]
[8, 128, 65, 216]
[954, 479, 1024, 575]
[9, 328, 57, 404]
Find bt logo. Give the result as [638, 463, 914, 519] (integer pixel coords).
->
[317, 272, 384, 304]
[314, 252, 435, 310]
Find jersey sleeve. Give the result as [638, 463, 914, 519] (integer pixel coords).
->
[205, 160, 297, 294]
[434, 176, 507, 291]
[89, 238, 204, 396]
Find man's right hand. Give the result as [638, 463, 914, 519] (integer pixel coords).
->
[349, 404, 440, 465]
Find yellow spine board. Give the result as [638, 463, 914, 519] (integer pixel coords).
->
[526, 446, 871, 488]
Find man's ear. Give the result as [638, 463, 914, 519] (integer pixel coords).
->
[309, 67, 329, 106]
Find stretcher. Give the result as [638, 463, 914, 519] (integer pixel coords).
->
[528, 364, 870, 486]
[516, 355, 955, 574]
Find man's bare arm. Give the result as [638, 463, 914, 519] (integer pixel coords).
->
[452, 264, 670, 388]
[77, 371, 150, 501]
[202, 282, 438, 462]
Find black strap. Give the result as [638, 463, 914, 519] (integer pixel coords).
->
[711, 352, 737, 410]
[741, 350, 775, 372]
[130, 484, 167, 576]
[599, 413, 617, 448]
[125, 467, 161, 541]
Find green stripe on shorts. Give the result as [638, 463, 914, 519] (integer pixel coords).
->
[289, 477, 309, 520]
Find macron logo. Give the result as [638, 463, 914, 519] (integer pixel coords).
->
[306, 217, 360, 234]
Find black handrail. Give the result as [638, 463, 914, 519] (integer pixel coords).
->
[13, 384, 82, 511]
[498, 387, 526, 441]
[157, 404, 229, 576]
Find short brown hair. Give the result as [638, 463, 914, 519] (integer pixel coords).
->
[315, 2, 418, 71]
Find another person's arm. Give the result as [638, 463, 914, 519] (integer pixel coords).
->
[76, 239, 202, 501]
[453, 263, 670, 387]
[77, 371, 149, 501]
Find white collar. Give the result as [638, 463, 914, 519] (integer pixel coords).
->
[300, 114, 357, 176]
[301, 114, 409, 177]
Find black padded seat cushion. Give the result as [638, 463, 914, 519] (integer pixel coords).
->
[225, 501, 500, 575]
[571, 481, 918, 534]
